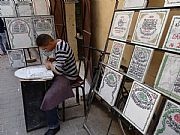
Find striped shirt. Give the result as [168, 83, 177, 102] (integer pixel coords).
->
[54, 40, 78, 80]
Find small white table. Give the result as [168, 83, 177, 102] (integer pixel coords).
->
[15, 65, 54, 132]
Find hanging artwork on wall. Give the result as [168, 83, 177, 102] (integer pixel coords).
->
[127, 45, 153, 83]
[107, 41, 125, 70]
[123, 0, 148, 9]
[98, 67, 123, 106]
[132, 9, 170, 48]
[0, 0, 16, 17]
[7, 49, 26, 68]
[32, 0, 50, 15]
[15, 0, 33, 16]
[162, 16, 180, 53]
[123, 81, 161, 134]
[154, 100, 180, 135]
[154, 53, 180, 102]
[32, 16, 56, 38]
[164, 0, 180, 7]
[5, 17, 36, 49]
[109, 11, 134, 41]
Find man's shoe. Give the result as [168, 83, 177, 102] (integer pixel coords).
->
[44, 126, 60, 135]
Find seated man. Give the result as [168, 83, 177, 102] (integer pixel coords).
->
[36, 34, 78, 135]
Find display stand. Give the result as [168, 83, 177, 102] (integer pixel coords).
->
[84, 1, 180, 135]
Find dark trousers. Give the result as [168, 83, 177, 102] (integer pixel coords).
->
[46, 107, 60, 129]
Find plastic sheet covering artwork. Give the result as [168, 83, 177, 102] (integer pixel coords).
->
[0, 0, 16, 17]
[5, 17, 36, 49]
[127, 45, 153, 83]
[132, 9, 170, 48]
[164, 0, 180, 7]
[98, 67, 123, 106]
[123, 0, 147, 9]
[163, 16, 180, 53]
[123, 81, 161, 134]
[109, 11, 134, 41]
[154, 53, 180, 102]
[32, 0, 50, 15]
[154, 100, 180, 135]
[7, 49, 26, 68]
[15, 0, 33, 16]
[107, 41, 125, 70]
[32, 16, 56, 38]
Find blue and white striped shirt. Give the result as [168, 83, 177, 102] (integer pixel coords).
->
[55, 40, 78, 80]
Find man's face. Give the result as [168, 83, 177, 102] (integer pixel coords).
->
[40, 41, 54, 52]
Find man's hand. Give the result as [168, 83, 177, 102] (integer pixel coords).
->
[44, 60, 52, 70]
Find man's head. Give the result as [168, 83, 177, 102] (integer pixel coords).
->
[36, 34, 56, 52]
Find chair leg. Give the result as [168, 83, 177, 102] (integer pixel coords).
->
[82, 87, 87, 116]
[76, 88, 80, 104]
[62, 101, 65, 122]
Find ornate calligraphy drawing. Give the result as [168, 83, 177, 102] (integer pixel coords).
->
[164, 0, 180, 7]
[132, 9, 170, 48]
[123, 0, 147, 9]
[0, 0, 16, 17]
[7, 49, 26, 68]
[32, 0, 50, 15]
[32, 16, 56, 38]
[15, 0, 33, 16]
[107, 41, 125, 70]
[123, 81, 161, 134]
[5, 17, 36, 49]
[127, 45, 153, 83]
[163, 16, 180, 53]
[109, 11, 134, 41]
[154, 100, 180, 135]
[98, 67, 123, 106]
[155, 53, 180, 102]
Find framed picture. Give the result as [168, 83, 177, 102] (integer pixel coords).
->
[5, 17, 36, 49]
[32, 16, 56, 38]
[132, 9, 170, 48]
[127, 45, 153, 83]
[154, 53, 180, 102]
[109, 11, 134, 41]
[123, 0, 148, 9]
[0, 0, 16, 17]
[107, 41, 125, 70]
[98, 67, 124, 106]
[123, 81, 161, 134]
[154, 100, 180, 135]
[15, 0, 34, 16]
[7, 49, 26, 68]
[164, 0, 180, 7]
[162, 16, 180, 53]
[32, 0, 50, 15]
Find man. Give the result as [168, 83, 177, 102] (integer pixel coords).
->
[0, 17, 7, 55]
[36, 34, 78, 135]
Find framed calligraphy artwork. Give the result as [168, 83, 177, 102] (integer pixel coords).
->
[32, 16, 56, 38]
[123, 0, 147, 9]
[98, 67, 123, 106]
[154, 100, 180, 135]
[109, 11, 134, 41]
[107, 41, 125, 70]
[7, 49, 26, 68]
[15, 0, 33, 16]
[132, 9, 170, 48]
[164, 0, 180, 7]
[0, 0, 16, 17]
[163, 16, 180, 53]
[5, 17, 36, 49]
[127, 45, 153, 83]
[32, 0, 50, 15]
[123, 81, 161, 134]
[154, 53, 180, 102]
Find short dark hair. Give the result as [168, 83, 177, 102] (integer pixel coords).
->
[36, 34, 54, 47]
